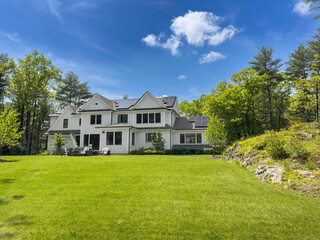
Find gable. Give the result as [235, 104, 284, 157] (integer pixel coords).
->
[131, 92, 165, 109]
[48, 106, 74, 130]
[81, 94, 113, 111]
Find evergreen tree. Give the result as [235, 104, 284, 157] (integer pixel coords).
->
[0, 53, 15, 111]
[55, 71, 92, 109]
[249, 46, 283, 130]
[286, 44, 313, 122]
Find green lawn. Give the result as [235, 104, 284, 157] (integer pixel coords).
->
[0, 155, 319, 239]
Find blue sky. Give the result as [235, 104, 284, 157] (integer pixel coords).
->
[0, 0, 318, 102]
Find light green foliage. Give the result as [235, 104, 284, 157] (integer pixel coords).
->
[52, 133, 65, 155]
[0, 155, 320, 239]
[151, 130, 165, 151]
[205, 116, 227, 154]
[179, 94, 205, 117]
[55, 71, 92, 109]
[265, 132, 288, 159]
[9, 50, 61, 154]
[0, 109, 23, 158]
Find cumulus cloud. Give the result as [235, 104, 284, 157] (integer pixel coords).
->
[142, 10, 239, 55]
[293, 0, 311, 16]
[178, 75, 187, 80]
[199, 51, 225, 64]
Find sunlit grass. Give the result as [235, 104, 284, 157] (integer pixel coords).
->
[0, 155, 319, 239]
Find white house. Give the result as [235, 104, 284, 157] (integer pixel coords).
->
[46, 91, 210, 154]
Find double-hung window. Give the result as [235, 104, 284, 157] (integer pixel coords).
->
[118, 114, 128, 123]
[63, 119, 68, 128]
[90, 115, 102, 125]
[106, 131, 122, 145]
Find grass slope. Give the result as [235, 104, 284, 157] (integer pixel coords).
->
[0, 155, 319, 239]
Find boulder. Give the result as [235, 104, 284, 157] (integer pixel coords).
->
[295, 170, 317, 179]
[255, 165, 284, 184]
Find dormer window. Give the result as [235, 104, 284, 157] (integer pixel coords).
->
[90, 114, 102, 125]
[63, 119, 68, 128]
[118, 114, 128, 123]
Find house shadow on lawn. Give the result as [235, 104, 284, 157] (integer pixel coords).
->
[0, 215, 34, 239]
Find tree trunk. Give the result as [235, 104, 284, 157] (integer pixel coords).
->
[26, 110, 31, 155]
[267, 87, 274, 130]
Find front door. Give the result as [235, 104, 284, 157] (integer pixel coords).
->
[90, 134, 100, 150]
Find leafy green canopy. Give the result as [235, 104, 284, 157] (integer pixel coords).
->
[0, 109, 23, 158]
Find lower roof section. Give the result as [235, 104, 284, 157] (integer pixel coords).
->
[45, 130, 80, 135]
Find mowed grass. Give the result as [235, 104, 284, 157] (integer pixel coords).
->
[0, 155, 319, 239]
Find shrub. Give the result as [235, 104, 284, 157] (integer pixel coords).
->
[52, 133, 66, 155]
[130, 147, 146, 155]
[285, 137, 310, 161]
[2, 144, 27, 155]
[266, 132, 288, 159]
[144, 150, 157, 155]
[203, 148, 213, 154]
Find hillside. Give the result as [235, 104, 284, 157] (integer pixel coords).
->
[225, 123, 320, 196]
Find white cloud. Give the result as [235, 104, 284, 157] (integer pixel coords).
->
[0, 32, 22, 44]
[46, 0, 62, 21]
[142, 34, 181, 55]
[178, 74, 186, 80]
[293, 1, 311, 16]
[142, 10, 238, 55]
[199, 51, 225, 64]
[68, 0, 97, 11]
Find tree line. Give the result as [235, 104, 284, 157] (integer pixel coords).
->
[0, 50, 92, 155]
[181, 28, 320, 149]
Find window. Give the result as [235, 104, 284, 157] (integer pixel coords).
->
[186, 133, 196, 144]
[118, 114, 128, 123]
[90, 115, 95, 124]
[143, 113, 148, 123]
[146, 133, 153, 142]
[106, 132, 113, 145]
[132, 132, 135, 145]
[137, 112, 161, 124]
[79, 118, 81, 126]
[75, 135, 80, 146]
[84, 134, 89, 146]
[179, 133, 202, 144]
[137, 114, 142, 124]
[115, 132, 122, 145]
[63, 119, 68, 128]
[180, 134, 185, 144]
[90, 115, 102, 124]
[197, 133, 202, 143]
[97, 115, 101, 124]
[149, 113, 154, 123]
[155, 113, 161, 123]
[106, 132, 122, 145]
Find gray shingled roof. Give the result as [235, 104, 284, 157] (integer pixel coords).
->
[97, 94, 115, 110]
[187, 116, 209, 128]
[69, 105, 78, 112]
[173, 117, 209, 130]
[46, 130, 80, 135]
